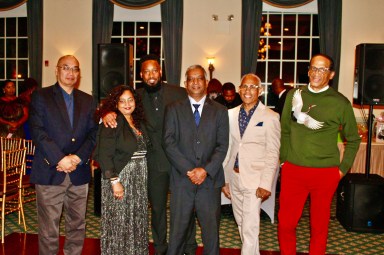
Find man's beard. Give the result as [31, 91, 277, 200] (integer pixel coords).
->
[143, 81, 162, 93]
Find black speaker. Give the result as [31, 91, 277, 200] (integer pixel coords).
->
[336, 173, 384, 233]
[93, 168, 101, 216]
[97, 43, 130, 100]
[353, 43, 384, 105]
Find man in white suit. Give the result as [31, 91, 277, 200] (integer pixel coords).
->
[222, 73, 280, 255]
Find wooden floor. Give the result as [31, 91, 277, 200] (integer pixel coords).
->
[0, 233, 317, 255]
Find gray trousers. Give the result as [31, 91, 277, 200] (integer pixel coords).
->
[36, 174, 88, 255]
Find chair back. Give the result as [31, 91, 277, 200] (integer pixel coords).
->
[24, 140, 35, 173]
[1, 148, 26, 193]
[0, 137, 24, 154]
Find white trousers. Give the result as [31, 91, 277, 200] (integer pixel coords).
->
[230, 171, 262, 255]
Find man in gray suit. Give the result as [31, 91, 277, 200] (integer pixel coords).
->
[163, 65, 229, 255]
[102, 54, 196, 255]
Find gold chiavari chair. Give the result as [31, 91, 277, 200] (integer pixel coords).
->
[21, 139, 36, 203]
[0, 137, 24, 152]
[0, 148, 27, 243]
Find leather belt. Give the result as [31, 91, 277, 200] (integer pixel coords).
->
[233, 167, 239, 173]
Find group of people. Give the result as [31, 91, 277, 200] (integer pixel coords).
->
[26, 53, 361, 255]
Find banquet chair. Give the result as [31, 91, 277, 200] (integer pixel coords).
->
[21, 140, 36, 203]
[0, 148, 27, 243]
[0, 137, 24, 152]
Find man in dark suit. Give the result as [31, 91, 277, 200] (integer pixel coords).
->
[28, 55, 98, 254]
[102, 54, 196, 255]
[163, 65, 229, 255]
[271, 78, 291, 118]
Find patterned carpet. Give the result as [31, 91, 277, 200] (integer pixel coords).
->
[3, 179, 384, 254]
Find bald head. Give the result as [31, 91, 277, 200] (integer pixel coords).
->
[271, 78, 285, 95]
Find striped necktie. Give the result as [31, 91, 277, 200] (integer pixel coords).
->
[193, 104, 200, 126]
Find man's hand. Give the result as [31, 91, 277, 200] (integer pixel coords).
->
[339, 169, 344, 180]
[256, 187, 271, 202]
[187, 167, 207, 185]
[102, 112, 118, 128]
[222, 183, 231, 199]
[68, 154, 81, 166]
[56, 156, 77, 173]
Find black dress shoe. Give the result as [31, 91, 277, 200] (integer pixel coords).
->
[155, 253, 166, 255]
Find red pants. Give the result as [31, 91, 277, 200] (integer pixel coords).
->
[278, 162, 340, 255]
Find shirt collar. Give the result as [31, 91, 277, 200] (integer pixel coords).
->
[308, 84, 329, 93]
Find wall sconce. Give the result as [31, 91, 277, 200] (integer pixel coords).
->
[227, 14, 234, 21]
[212, 15, 218, 21]
[207, 57, 215, 81]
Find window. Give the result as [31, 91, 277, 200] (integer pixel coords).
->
[257, 12, 319, 107]
[111, 21, 164, 89]
[0, 16, 29, 94]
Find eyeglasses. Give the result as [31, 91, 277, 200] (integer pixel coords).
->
[239, 84, 259, 91]
[308, 66, 331, 74]
[57, 65, 80, 73]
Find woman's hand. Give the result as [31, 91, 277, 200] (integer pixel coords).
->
[112, 182, 124, 200]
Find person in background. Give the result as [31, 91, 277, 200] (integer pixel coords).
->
[222, 74, 280, 255]
[94, 85, 149, 254]
[207, 78, 222, 100]
[271, 78, 291, 118]
[28, 55, 98, 255]
[102, 54, 196, 255]
[278, 54, 361, 255]
[0, 80, 29, 138]
[163, 65, 229, 255]
[214, 82, 243, 109]
[19, 77, 39, 139]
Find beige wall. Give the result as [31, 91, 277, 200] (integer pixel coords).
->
[182, 0, 242, 86]
[42, 0, 93, 93]
[340, 0, 384, 117]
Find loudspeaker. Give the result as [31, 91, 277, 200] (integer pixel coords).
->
[97, 43, 130, 100]
[353, 43, 384, 105]
[336, 173, 384, 233]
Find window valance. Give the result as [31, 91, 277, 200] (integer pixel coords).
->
[109, 0, 165, 9]
[0, 0, 26, 11]
[263, 0, 313, 8]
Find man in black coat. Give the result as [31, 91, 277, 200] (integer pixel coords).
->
[102, 54, 196, 255]
[271, 78, 291, 119]
[163, 65, 229, 255]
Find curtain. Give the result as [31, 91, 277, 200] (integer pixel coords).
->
[160, 0, 183, 85]
[241, 0, 263, 76]
[92, 0, 114, 100]
[110, 0, 164, 9]
[263, 0, 313, 7]
[318, 0, 342, 90]
[27, 0, 43, 87]
[0, 0, 26, 11]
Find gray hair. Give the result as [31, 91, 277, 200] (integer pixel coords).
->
[185, 65, 208, 80]
[240, 73, 261, 85]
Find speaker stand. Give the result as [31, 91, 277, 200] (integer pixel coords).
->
[364, 104, 374, 177]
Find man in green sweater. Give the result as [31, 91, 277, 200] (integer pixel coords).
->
[278, 54, 361, 255]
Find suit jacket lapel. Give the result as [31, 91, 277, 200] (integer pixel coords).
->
[182, 99, 196, 129]
[53, 84, 72, 129]
[72, 89, 81, 131]
[242, 103, 265, 140]
[231, 106, 241, 141]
